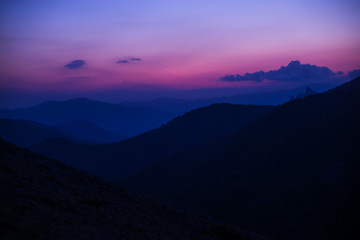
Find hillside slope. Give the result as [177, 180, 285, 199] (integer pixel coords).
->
[125, 77, 360, 239]
[31, 104, 274, 179]
[0, 139, 263, 240]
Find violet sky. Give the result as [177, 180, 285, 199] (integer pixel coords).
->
[0, 0, 359, 104]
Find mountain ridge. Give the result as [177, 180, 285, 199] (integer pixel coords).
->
[31, 103, 275, 179]
[0, 98, 172, 137]
[124, 77, 360, 240]
[0, 118, 125, 146]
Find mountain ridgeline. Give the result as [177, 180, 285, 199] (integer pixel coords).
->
[0, 98, 173, 138]
[0, 118, 125, 146]
[121, 83, 333, 115]
[31, 103, 274, 179]
[1, 77, 359, 239]
[123, 77, 360, 239]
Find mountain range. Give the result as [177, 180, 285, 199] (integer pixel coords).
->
[1, 77, 359, 239]
[0, 98, 173, 138]
[0, 118, 124, 146]
[31, 104, 274, 179]
[123, 77, 360, 239]
[121, 83, 332, 116]
[0, 84, 328, 146]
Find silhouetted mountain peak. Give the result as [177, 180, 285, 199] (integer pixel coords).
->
[305, 86, 316, 95]
[290, 86, 317, 100]
[0, 98, 172, 135]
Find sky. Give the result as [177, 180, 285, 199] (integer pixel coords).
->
[0, 0, 359, 107]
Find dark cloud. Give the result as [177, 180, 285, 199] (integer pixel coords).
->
[116, 57, 142, 64]
[117, 60, 130, 64]
[348, 69, 360, 79]
[64, 60, 85, 69]
[220, 60, 341, 82]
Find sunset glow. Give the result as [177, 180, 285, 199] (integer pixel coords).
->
[1, 0, 359, 105]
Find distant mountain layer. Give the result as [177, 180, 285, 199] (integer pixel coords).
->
[31, 103, 274, 179]
[0, 139, 265, 240]
[0, 118, 124, 147]
[124, 77, 360, 240]
[0, 84, 332, 138]
[0, 98, 172, 137]
[121, 83, 333, 115]
[53, 120, 126, 143]
[0, 118, 72, 147]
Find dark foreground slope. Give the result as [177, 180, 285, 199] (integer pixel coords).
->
[125, 77, 360, 240]
[0, 139, 263, 240]
[31, 104, 274, 179]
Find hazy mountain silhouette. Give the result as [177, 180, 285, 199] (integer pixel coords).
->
[5, 78, 357, 239]
[217, 84, 327, 105]
[0, 118, 79, 147]
[0, 98, 172, 137]
[54, 120, 127, 143]
[0, 138, 265, 240]
[124, 77, 360, 240]
[0, 118, 124, 146]
[291, 86, 317, 99]
[31, 104, 274, 179]
[121, 83, 333, 116]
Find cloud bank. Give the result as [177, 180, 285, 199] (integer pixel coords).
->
[220, 61, 341, 82]
[64, 60, 85, 69]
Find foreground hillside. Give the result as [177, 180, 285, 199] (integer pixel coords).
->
[0, 139, 263, 240]
[31, 103, 274, 179]
[125, 77, 360, 239]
